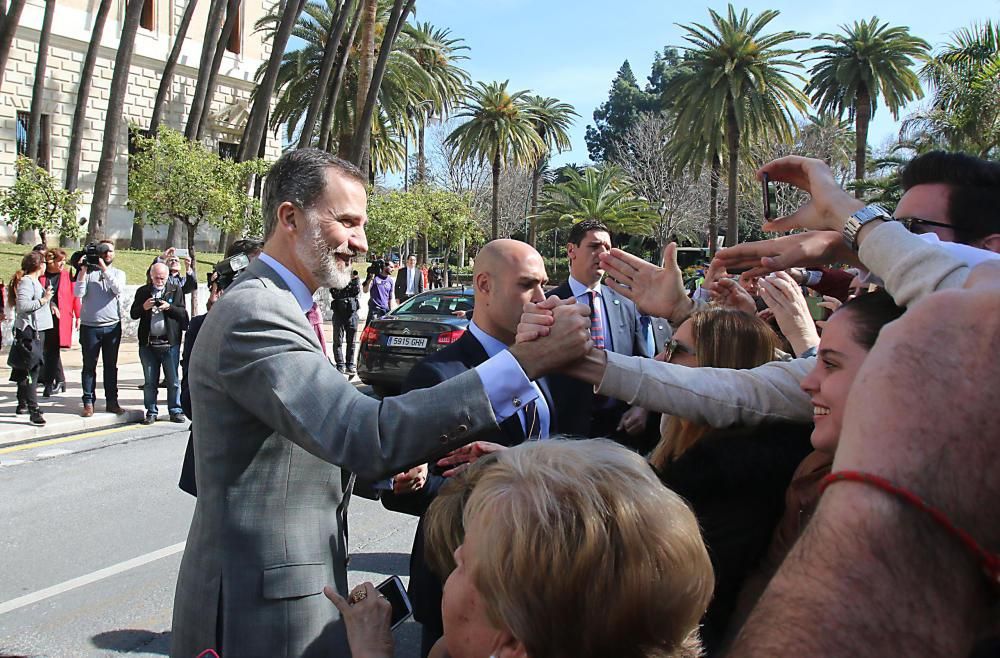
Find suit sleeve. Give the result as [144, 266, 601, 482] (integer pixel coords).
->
[213, 288, 502, 480]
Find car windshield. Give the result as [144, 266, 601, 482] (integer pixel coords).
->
[395, 293, 474, 315]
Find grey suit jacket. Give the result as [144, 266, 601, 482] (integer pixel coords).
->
[170, 258, 500, 658]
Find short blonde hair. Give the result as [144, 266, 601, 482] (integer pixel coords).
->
[463, 440, 713, 658]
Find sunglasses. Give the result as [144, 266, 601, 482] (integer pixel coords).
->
[894, 216, 952, 235]
[665, 339, 696, 361]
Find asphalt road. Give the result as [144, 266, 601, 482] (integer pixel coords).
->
[0, 423, 422, 657]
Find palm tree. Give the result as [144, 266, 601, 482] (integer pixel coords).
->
[668, 5, 808, 245]
[523, 95, 577, 247]
[86, 0, 145, 242]
[0, 0, 26, 92]
[902, 21, 999, 157]
[445, 81, 545, 239]
[806, 18, 929, 197]
[537, 165, 654, 236]
[185, 0, 228, 140]
[149, 0, 200, 133]
[297, 0, 355, 148]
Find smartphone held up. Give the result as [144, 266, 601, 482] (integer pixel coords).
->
[762, 173, 777, 220]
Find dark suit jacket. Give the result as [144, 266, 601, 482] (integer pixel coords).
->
[381, 330, 556, 640]
[394, 266, 425, 301]
[545, 280, 650, 438]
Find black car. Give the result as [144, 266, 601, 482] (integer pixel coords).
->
[357, 287, 474, 395]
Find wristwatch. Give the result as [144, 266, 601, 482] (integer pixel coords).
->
[842, 204, 891, 251]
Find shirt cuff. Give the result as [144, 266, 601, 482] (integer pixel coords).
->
[474, 349, 538, 424]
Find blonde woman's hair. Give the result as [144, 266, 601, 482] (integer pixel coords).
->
[650, 308, 779, 467]
[463, 439, 714, 658]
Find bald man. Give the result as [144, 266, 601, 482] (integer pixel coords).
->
[381, 239, 559, 657]
[130, 262, 189, 424]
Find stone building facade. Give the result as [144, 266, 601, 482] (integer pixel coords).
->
[0, 0, 282, 248]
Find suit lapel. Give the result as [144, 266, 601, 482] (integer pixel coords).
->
[602, 286, 631, 355]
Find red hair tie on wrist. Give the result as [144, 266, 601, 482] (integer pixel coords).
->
[821, 470, 1000, 593]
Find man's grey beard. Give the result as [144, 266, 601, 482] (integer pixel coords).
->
[297, 218, 352, 290]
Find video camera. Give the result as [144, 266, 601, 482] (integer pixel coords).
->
[210, 253, 251, 291]
[70, 242, 112, 269]
[366, 259, 388, 278]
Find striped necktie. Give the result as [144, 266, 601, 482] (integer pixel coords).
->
[588, 290, 606, 350]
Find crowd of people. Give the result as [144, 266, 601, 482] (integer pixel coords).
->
[159, 146, 999, 658]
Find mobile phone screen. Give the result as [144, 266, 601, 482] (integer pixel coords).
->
[762, 173, 776, 220]
[376, 575, 413, 630]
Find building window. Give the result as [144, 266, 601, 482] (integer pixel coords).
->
[226, 0, 242, 54]
[15, 111, 50, 171]
[218, 141, 240, 161]
[140, 0, 154, 31]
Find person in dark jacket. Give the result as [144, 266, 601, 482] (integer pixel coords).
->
[130, 262, 189, 425]
[330, 270, 361, 375]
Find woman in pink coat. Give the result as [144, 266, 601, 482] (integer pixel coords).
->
[40, 248, 79, 395]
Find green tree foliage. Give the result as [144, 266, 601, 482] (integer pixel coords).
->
[667, 4, 809, 244]
[537, 165, 654, 235]
[127, 127, 269, 253]
[806, 17, 929, 195]
[523, 95, 577, 246]
[585, 50, 694, 163]
[366, 186, 480, 257]
[0, 157, 83, 243]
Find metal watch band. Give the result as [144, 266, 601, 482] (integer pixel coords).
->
[843, 204, 891, 251]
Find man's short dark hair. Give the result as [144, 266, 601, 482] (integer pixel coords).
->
[261, 149, 366, 240]
[226, 238, 264, 259]
[900, 151, 1000, 245]
[567, 219, 610, 246]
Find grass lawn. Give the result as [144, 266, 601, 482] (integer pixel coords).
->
[0, 242, 224, 285]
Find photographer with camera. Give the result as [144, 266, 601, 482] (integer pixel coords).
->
[363, 259, 394, 325]
[331, 270, 361, 376]
[131, 263, 189, 425]
[73, 239, 126, 417]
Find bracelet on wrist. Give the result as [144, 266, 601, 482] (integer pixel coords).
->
[821, 471, 1000, 593]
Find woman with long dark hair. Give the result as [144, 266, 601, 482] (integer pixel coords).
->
[40, 248, 77, 396]
[8, 250, 53, 425]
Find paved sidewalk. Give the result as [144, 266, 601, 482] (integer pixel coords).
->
[0, 321, 355, 449]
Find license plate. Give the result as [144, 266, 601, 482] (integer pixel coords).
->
[387, 335, 427, 349]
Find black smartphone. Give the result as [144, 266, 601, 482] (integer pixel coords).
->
[762, 172, 777, 220]
[376, 575, 413, 630]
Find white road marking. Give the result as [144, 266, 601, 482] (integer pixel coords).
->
[0, 541, 186, 616]
[0, 459, 27, 467]
[35, 449, 74, 458]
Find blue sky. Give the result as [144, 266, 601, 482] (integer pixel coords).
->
[408, 0, 997, 167]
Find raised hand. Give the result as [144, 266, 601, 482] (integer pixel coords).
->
[713, 231, 861, 280]
[757, 271, 820, 357]
[757, 156, 865, 233]
[705, 277, 757, 316]
[600, 243, 693, 323]
[509, 300, 592, 379]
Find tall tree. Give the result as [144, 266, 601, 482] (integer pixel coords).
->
[297, 0, 352, 148]
[196, 0, 243, 140]
[668, 5, 808, 244]
[64, 0, 112, 247]
[524, 95, 577, 247]
[349, 0, 416, 173]
[0, 0, 26, 92]
[86, 0, 145, 242]
[19, 0, 55, 244]
[184, 0, 227, 140]
[445, 81, 544, 239]
[237, 0, 306, 163]
[318, 0, 362, 151]
[807, 17, 929, 197]
[149, 0, 200, 133]
[537, 165, 654, 236]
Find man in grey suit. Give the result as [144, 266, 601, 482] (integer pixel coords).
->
[546, 219, 656, 448]
[169, 149, 591, 658]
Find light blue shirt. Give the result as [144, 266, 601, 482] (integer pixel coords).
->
[568, 274, 614, 353]
[259, 254, 536, 425]
[468, 321, 550, 439]
[259, 253, 315, 313]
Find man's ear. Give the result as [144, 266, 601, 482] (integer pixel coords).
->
[977, 233, 1000, 254]
[493, 631, 528, 658]
[474, 271, 490, 295]
[276, 201, 298, 232]
[566, 242, 576, 263]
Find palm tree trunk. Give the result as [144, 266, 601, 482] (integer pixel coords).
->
[491, 150, 501, 240]
[86, 0, 145, 243]
[298, 0, 351, 148]
[708, 154, 720, 256]
[184, 0, 226, 140]
[854, 86, 871, 199]
[351, 0, 377, 173]
[149, 0, 199, 134]
[725, 108, 740, 246]
[318, 0, 362, 152]
[195, 0, 241, 141]
[63, 0, 112, 248]
[349, 0, 416, 171]
[529, 163, 541, 247]
[417, 122, 426, 183]
[18, 0, 55, 245]
[0, 0, 26, 93]
[237, 0, 306, 163]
